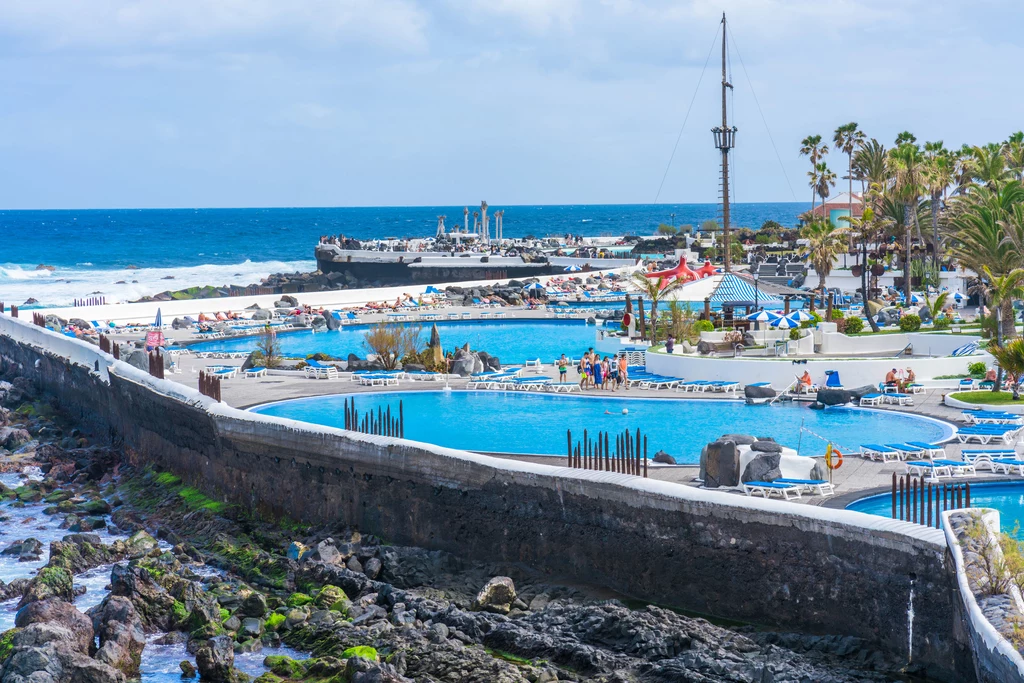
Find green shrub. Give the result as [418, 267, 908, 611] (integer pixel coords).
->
[830, 309, 845, 320]
[788, 328, 801, 341]
[932, 316, 951, 330]
[898, 314, 921, 332]
[694, 320, 714, 333]
[968, 361, 988, 378]
[844, 317, 864, 335]
[800, 312, 823, 329]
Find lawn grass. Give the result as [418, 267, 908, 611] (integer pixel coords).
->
[948, 391, 1022, 406]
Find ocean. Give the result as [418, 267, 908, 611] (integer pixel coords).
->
[0, 203, 805, 307]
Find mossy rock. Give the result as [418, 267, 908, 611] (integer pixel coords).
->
[264, 613, 286, 631]
[171, 600, 190, 627]
[253, 674, 282, 683]
[264, 656, 307, 679]
[74, 499, 111, 515]
[313, 586, 347, 610]
[43, 491, 70, 503]
[0, 627, 20, 662]
[285, 593, 313, 608]
[23, 567, 74, 603]
[341, 646, 378, 662]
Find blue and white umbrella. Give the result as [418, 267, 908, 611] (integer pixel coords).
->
[744, 310, 781, 323]
[910, 293, 923, 304]
[153, 308, 162, 328]
[952, 290, 965, 302]
[522, 282, 544, 290]
[773, 316, 795, 329]
[564, 264, 582, 272]
[786, 309, 814, 323]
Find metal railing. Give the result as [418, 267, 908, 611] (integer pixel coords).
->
[891, 472, 971, 529]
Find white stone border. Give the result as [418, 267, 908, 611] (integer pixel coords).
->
[942, 509, 1024, 679]
[944, 392, 1024, 415]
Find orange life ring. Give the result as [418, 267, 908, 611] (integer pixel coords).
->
[826, 445, 844, 470]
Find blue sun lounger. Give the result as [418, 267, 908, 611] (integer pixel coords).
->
[905, 460, 954, 479]
[904, 442, 945, 458]
[992, 458, 1024, 475]
[860, 444, 901, 462]
[741, 481, 802, 500]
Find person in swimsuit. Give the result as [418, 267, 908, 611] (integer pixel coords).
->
[558, 354, 568, 382]
[593, 357, 603, 389]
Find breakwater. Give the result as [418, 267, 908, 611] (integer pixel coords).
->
[0, 314, 975, 681]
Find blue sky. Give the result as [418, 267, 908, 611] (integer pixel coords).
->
[1, 0, 1022, 209]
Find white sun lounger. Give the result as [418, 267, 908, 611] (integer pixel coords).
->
[742, 481, 802, 501]
[961, 449, 1016, 471]
[859, 393, 884, 406]
[905, 460, 953, 480]
[774, 478, 835, 496]
[860, 444, 901, 462]
[992, 458, 1024, 475]
[547, 382, 581, 393]
[243, 366, 267, 378]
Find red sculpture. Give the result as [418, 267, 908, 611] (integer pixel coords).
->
[645, 259, 717, 287]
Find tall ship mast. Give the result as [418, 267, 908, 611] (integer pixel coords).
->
[711, 12, 737, 273]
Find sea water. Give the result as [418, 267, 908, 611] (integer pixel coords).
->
[0, 203, 805, 306]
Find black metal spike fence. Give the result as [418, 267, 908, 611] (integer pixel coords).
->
[32, 312, 46, 327]
[73, 296, 107, 307]
[112, 343, 120, 360]
[892, 472, 971, 529]
[148, 351, 165, 379]
[567, 428, 648, 477]
[343, 397, 404, 438]
[10, 306, 17, 318]
[98, 335, 111, 354]
[198, 371, 222, 401]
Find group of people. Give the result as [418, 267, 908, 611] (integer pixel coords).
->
[558, 350, 629, 390]
[884, 367, 917, 393]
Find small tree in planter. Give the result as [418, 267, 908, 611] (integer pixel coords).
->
[253, 325, 282, 368]
[364, 322, 421, 370]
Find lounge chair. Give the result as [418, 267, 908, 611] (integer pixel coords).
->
[212, 367, 238, 379]
[824, 372, 843, 389]
[934, 459, 977, 477]
[406, 371, 442, 381]
[904, 441, 945, 458]
[906, 383, 925, 394]
[957, 425, 1021, 444]
[958, 378, 975, 391]
[859, 393, 884, 406]
[961, 449, 1015, 471]
[883, 393, 914, 406]
[860, 444, 901, 462]
[742, 481, 802, 500]
[905, 460, 953, 480]
[547, 382, 581, 393]
[305, 359, 338, 379]
[508, 378, 551, 391]
[774, 478, 835, 496]
[243, 366, 267, 378]
[524, 358, 544, 372]
[708, 380, 740, 393]
[887, 443, 926, 459]
[992, 458, 1024, 475]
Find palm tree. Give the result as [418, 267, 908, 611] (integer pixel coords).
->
[988, 338, 1024, 400]
[922, 141, 953, 270]
[853, 139, 888, 192]
[969, 144, 1013, 189]
[800, 220, 848, 296]
[888, 143, 927, 301]
[834, 122, 864, 228]
[953, 144, 976, 195]
[895, 131, 917, 146]
[840, 206, 885, 332]
[980, 265, 1024, 390]
[814, 162, 837, 219]
[800, 135, 828, 217]
[630, 272, 686, 344]
[1003, 131, 1024, 181]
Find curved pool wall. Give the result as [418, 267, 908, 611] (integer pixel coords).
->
[848, 482, 1024, 537]
[252, 391, 955, 461]
[0, 314, 976, 681]
[646, 333, 985, 389]
[188, 319, 597, 365]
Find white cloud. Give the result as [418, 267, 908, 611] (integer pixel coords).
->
[450, 0, 581, 33]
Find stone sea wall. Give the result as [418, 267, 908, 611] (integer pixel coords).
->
[0, 315, 975, 681]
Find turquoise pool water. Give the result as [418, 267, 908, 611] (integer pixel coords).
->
[251, 391, 954, 463]
[847, 482, 1024, 537]
[188, 319, 597, 364]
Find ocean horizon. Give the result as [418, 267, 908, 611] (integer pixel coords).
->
[0, 202, 806, 307]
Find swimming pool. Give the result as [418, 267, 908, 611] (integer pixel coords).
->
[847, 482, 1024, 537]
[189, 319, 598, 365]
[251, 391, 954, 463]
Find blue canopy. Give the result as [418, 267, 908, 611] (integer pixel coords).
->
[425, 286, 442, 294]
[709, 274, 781, 304]
[564, 264, 582, 272]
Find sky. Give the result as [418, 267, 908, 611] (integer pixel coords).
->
[1, 0, 1023, 210]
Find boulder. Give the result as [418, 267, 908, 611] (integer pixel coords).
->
[251, 309, 272, 321]
[750, 440, 783, 453]
[194, 636, 235, 683]
[323, 312, 340, 331]
[0, 427, 31, 450]
[236, 592, 267, 619]
[472, 576, 516, 615]
[109, 563, 177, 632]
[310, 539, 343, 565]
[286, 542, 309, 562]
[741, 452, 782, 484]
[652, 451, 676, 465]
[744, 384, 776, 400]
[90, 596, 147, 677]
[124, 531, 158, 557]
[363, 557, 382, 580]
[1, 623, 127, 683]
[702, 440, 740, 488]
[815, 389, 856, 406]
[810, 459, 829, 481]
[718, 433, 756, 446]
[239, 618, 262, 639]
[15, 598, 95, 654]
[123, 350, 149, 372]
[171, 318, 191, 330]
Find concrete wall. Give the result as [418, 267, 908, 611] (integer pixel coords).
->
[0, 314, 975, 681]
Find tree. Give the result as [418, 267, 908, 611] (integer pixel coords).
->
[630, 272, 686, 344]
[800, 135, 828, 216]
[800, 219, 848, 295]
[254, 325, 282, 368]
[1004, 131, 1024, 181]
[980, 266, 1024, 391]
[969, 144, 1013, 189]
[853, 139, 888, 191]
[840, 206, 885, 332]
[989, 338, 1024, 400]
[895, 131, 917, 146]
[814, 162, 837, 215]
[888, 143, 927, 301]
[922, 141, 953, 270]
[700, 219, 720, 234]
[656, 223, 678, 235]
[363, 322, 421, 370]
[834, 123, 864, 223]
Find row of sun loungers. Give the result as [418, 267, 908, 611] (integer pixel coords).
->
[962, 410, 1023, 425]
[956, 423, 1022, 444]
[859, 442, 945, 462]
[859, 392, 914, 406]
[741, 478, 836, 500]
[676, 380, 740, 394]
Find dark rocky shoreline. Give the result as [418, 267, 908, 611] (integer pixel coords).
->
[0, 367, 931, 682]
